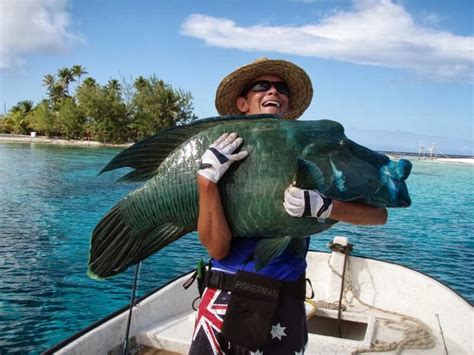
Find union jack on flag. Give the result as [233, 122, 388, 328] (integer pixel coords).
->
[191, 288, 229, 355]
[189, 286, 306, 354]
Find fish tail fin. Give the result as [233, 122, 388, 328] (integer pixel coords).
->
[254, 237, 292, 271]
[88, 204, 186, 279]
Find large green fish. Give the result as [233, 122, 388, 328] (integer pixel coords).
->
[88, 114, 412, 279]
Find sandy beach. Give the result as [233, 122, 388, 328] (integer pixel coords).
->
[426, 157, 474, 165]
[0, 134, 132, 148]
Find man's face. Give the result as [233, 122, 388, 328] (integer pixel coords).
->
[236, 75, 289, 117]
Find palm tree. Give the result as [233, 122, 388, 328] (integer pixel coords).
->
[14, 100, 34, 115]
[8, 100, 34, 134]
[57, 67, 76, 95]
[42, 74, 57, 102]
[30, 101, 55, 137]
[71, 65, 87, 86]
[49, 84, 66, 106]
[106, 79, 122, 98]
[107, 79, 121, 91]
[42, 74, 55, 90]
[81, 77, 97, 87]
[158, 89, 180, 128]
[134, 76, 148, 91]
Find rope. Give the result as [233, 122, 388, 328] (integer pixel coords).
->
[309, 254, 436, 354]
[305, 299, 318, 319]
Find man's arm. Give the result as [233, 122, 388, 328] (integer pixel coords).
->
[196, 133, 248, 259]
[330, 200, 387, 225]
[284, 185, 387, 226]
[197, 176, 232, 259]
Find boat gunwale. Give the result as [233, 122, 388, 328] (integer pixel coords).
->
[41, 268, 196, 354]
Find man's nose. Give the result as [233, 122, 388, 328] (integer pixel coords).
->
[267, 84, 278, 94]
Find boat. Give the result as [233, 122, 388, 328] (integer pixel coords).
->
[45, 236, 473, 354]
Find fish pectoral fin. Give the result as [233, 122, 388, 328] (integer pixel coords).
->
[254, 237, 292, 271]
[287, 238, 310, 259]
[88, 205, 186, 279]
[294, 157, 325, 190]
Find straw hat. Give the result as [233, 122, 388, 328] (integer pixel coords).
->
[215, 58, 313, 120]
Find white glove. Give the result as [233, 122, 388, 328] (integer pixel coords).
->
[198, 133, 248, 183]
[284, 185, 333, 219]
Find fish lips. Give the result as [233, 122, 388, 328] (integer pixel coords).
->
[381, 159, 412, 207]
[391, 181, 411, 207]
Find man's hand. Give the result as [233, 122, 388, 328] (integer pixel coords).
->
[198, 133, 248, 183]
[284, 185, 333, 219]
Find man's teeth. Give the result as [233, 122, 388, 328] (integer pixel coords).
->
[263, 101, 281, 108]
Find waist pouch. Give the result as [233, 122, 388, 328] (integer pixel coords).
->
[222, 270, 282, 349]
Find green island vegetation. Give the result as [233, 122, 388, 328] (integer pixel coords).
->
[0, 65, 197, 143]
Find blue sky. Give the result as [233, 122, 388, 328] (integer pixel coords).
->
[0, 0, 473, 154]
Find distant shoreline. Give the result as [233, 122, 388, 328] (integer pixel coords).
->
[381, 151, 474, 165]
[0, 133, 132, 148]
[428, 158, 474, 164]
[1, 134, 472, 164]
[380, 150, 473, 159]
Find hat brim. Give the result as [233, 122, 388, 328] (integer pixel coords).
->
[215, 58, 313, 120]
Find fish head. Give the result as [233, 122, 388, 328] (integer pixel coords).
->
[297, 120, 412, 208]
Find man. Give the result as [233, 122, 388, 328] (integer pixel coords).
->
[189, 58, 386, 354]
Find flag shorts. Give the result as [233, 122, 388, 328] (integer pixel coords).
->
[188, 287, 308, 355]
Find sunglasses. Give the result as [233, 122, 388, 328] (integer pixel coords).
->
[241, 80, 290, 97]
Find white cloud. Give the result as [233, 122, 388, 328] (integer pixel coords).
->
[0, 0, 82, 70]
[418, 11, 444, 27]
[181, 0, 473, 82]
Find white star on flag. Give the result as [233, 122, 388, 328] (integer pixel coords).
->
[250, 350, 263, 355]
[271, 322, 287, 340]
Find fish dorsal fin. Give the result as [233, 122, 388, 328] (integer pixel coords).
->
[294, 157, 325, 190]
[100, 114, 280, 182]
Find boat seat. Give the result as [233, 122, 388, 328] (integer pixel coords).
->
[136, 311, 195, 354]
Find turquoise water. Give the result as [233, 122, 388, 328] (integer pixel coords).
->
[0, 143, 473, 353]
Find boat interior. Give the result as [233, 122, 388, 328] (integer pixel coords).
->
[51, 237, 473, 355]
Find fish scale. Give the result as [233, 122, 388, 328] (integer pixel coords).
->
[88, 115, 412, 279]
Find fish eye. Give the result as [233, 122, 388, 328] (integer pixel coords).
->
[339, 139, 348, 147]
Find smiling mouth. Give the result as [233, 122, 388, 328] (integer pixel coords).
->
[262, 100, 281, 108]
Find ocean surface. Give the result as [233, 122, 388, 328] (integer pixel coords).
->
[0, 143, 473, 353]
